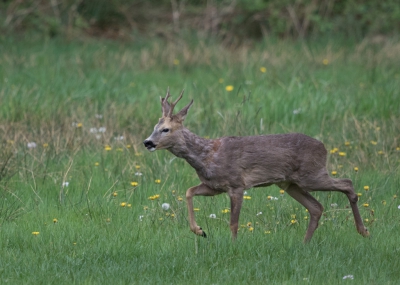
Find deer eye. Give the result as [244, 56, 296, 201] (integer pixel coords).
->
[161, 128, 170, 133]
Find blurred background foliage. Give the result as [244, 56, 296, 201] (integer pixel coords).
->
[1, 0, 399, 42]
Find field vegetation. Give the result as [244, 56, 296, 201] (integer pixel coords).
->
[0, 33, 399, 283]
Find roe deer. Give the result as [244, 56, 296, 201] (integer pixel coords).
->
[143, 88, 369, 242]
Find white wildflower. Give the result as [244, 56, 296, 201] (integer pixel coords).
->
[398, 205, 400, 209]
[27, 142, 37, 149]
[95, 114, 103, 119]
[244, 191, 248, 195]
[293, 108, 301, 115]
[114, 136, 124, 141]
[257, 212, 262, 216]
[342, 275, 354, 280]
[162, 203, 170, 210]
[135, 172, 143, 176]
[95, 135, 101, 140]
[330, 203, 338, 208]
[62, 182, 69, 187]
[209, 214, 216, 218]
[139, 215, 144, 221]
[98, 127, 106, 133]
[90, 128, 98, 133]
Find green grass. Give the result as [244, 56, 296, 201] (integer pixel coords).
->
[0, 36, 399, 284]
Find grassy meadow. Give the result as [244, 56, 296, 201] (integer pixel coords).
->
[0, 36, 399, 284]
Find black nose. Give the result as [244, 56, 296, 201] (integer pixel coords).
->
[143, 140, 156, 148]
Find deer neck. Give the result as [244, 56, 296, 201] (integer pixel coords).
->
[168, 128, 213, 172]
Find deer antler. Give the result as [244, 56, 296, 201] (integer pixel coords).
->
[161, 87, 172, 117]
[167, 89, 184, 117]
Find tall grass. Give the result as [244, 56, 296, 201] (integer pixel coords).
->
[0, 36, 399, 284]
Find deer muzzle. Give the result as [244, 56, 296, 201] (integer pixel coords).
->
[143, 139, 157, 152]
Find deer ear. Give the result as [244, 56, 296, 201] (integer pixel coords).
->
[175, 99, 193, 122]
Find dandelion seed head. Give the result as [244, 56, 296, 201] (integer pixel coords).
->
[27, 142, 37, 149]
[209, 214, 216, 218]
[162, 203, 170, 210]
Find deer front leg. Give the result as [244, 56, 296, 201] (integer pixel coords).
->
[186, 183, 222, 238]
[228, 189, 244, 241]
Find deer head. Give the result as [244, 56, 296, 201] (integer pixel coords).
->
[143, 88, 193, 151]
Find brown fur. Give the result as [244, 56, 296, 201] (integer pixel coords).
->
[143, 89, 369, 242]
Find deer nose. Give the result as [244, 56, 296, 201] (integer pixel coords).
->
[143, 139, 156, 148]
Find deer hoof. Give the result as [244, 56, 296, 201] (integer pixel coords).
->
[199, 227, 207, 238]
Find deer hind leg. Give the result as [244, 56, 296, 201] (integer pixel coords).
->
[284, 184, 324, 243]
[300, 170, 369, 238]
[186, 183, 222, 238]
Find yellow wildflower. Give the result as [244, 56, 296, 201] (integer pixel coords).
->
[154, 179, 161, 184]
[381, 200, 386, 205]
[76, 123, 83, 128]
[364, 186, 369, 191]
[225, 85, 234, 92]
[112, 192, 118, 197]
[94, 162, 99, 166]
[243, 195, 251, 200]
[194, 208, 200, 211]
[330, 148, 339, 154]
[104, 145, 112, 151]
[260, 67, 267, 73]
[338, 152, 346, 156]
[177, 196, 183, 201]
[291, 219, 297, 224]
[43, 143, 49, 148]
[322, 59, 329, 65]
[265, 230, 271, 234]
[120, 202, 127, 207]
[221, 209, 230, 214]
[127, 204, 132, 208]
[370, 141, 377, 145]
[32, 232, 40, 236]
[173, 59, 180, 65]
[249, 227, 254, 232]
[354, 167, 359, 172]
[331, 171, 337, 175]
[247, 222, 252, 227]
[135, 165, 141, 169]
[131, 182, 138, 187]
[377, 150, 384, 155]
[53, 218, 58, 223]
[357, 193, 362, 197]
[363, 203, 369, 207]
[344, 141, 350, 146]
[279, 189, 285, 195]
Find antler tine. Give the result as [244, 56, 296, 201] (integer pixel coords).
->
[165, 87, 171, 102]
[168, 89, 184, 117]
